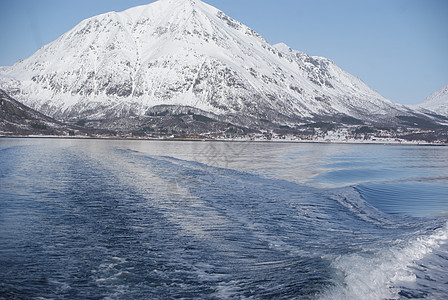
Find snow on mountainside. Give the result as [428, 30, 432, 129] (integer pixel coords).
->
[418, 84, 448, 116]
[0, 0, 410, 125]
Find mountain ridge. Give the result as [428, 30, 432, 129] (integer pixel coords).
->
[418, 84, 448, 116]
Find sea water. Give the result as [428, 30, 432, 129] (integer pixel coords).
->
[0, 138, 447, 299]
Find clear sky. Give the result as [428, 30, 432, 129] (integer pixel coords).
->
[0, 0, 447, 105]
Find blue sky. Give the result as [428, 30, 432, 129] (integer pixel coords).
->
[0, 0, 447, 105]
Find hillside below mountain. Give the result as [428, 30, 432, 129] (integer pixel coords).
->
[0, 89, 90, 136]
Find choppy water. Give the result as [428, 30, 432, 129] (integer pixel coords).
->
[0, 138, 447, 299]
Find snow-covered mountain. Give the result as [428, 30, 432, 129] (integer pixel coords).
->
[0, 0, 411, 126]
[418, 84, 448, 116]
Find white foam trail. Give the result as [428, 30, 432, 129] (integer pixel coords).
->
[321, 221, 448, 300]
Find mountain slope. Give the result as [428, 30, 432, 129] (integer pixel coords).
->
[0, 0, 411, 127]
[418, 84, 448, 116]
[0, 89, 78, 135]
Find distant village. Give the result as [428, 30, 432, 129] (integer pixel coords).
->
[73, 125, 447, 145]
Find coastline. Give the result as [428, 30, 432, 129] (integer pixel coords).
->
[1, 134, 446, 146]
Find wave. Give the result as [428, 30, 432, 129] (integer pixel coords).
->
[356, 182, 448, 218]
[115, 148, 448, 299]
[321, 221, 448, 300]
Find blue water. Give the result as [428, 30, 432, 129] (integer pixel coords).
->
[0, 138, 447, 299]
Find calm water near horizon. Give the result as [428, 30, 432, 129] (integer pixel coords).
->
[1, 138, 447, 299]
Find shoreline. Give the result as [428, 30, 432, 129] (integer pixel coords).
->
[0, 134, 446, 146]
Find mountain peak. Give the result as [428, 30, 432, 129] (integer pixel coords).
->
[158, 0, 201, 4]
[419, 84, 448, 116]
[120, 0, 211, 19]
[156, 0, 198, 3]
[111, 0, 222, 40]
[273, 43, 292, 53]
